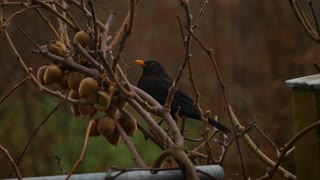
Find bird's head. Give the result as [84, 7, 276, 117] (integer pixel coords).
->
[135, 60, 169, 77]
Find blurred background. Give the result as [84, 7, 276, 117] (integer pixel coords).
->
[1, 0, 320, 179]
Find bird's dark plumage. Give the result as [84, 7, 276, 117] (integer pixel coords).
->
[136, 60, 230, 134]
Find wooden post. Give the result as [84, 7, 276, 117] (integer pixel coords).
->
[286, 74, 320, 179]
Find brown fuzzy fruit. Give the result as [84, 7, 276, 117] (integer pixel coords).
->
[74, 31, 91, 47]
[118, 113, 137, 136]
[47, 40, 66, 56]
[113, 95, 128, 109]
[78, 77, 99, 98]
[44, 64, 63, 84]
[67, 72, 84, 91]
[108, 85, 116, 96]
[78, 103, 94, 115]
[58, 72, 69, 90]
[106, 103, 119, 118]
[37, 65, 47, 84]
[68, 90, 80, 99]
[98, 116, 116, 137]
[105, 129, 121, 146]
[89, 120, 100, 137]
[95, 91, 112, 112]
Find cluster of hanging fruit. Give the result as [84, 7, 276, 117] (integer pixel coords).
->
[36, 30, 137, 146]
[89, 110, 137, 146]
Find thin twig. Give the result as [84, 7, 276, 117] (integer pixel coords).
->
[187, 28, 247, 179]
[0, 144, 23, 180]
[164, 0, 193, 110]
[307, 0, 320, 34]
[288, 0, 320, 42]
[0, 76, 28, 105]
[52, 1, 81, 31]
[111, 0, 137, 71]
[116, 121, 146, 167]
[107, 11, 130, 51]
[130, 85, 183, 146]
[101, 13, 115, 59]
[253, 124, 278, 148]
[0, 5, 39, 31]
[192, 0, 209, 29]
[128, 98, 174, 148]
[35, 8, 61, 41]
[33, 0, 78, 31]
[17, 26, 40, 48]
[87, 0, 99, 53]
[66, 120, 94, 180]
[161, 0, 194, 147]
[229, 106, 296, 179]
[137, 122, 165, 150]
[176, 15, 185, 40]
[267, 121, 320, 178]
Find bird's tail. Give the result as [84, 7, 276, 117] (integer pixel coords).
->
[208, 118, 231, 134]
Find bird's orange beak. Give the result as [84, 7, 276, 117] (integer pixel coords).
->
[135, 60, 145, 67]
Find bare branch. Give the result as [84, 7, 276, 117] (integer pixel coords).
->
[116, 120, 146, 167]
[0, 76, 28, 105]
[66, 120, 94, 180]
[0, 144, 23, 180]
[128, 98, 174, 149]
[187, 27, 247, 179]
[267, 121, 320, 178]
[288, 0, 320, 42]
[229, 106, 296, 179]
[101, 13, 115, 59]
[192, 0, 209, 29]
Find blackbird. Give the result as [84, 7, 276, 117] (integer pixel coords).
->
[135, 60, 230, 134]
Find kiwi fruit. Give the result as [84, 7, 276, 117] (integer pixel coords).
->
[69, 90, 80, 99]
[58, 72, 69, 90]
[89, 119, 100, 137]
[98, 116, 116, 137]
[47, 40, 66, 56]
[113, 95, 128, 109]
[74, 31, 91, 47]
[44, 64, 63, 84]
[108, 85, 116, 96]
[67, 72, 84, 91]
[37, 65, 47, 84]
[106, 103, 119, 118]
[118, 113, 137, 136]
[78, 77, 99, 98]
[78, 103, 94, 115]
[95, 91, 112, 111]
[105, 129, 121, 146]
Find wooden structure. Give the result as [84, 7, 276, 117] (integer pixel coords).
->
[286, 74, 320, 179]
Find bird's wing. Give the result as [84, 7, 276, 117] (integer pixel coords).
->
[160, 78, 195, 104]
